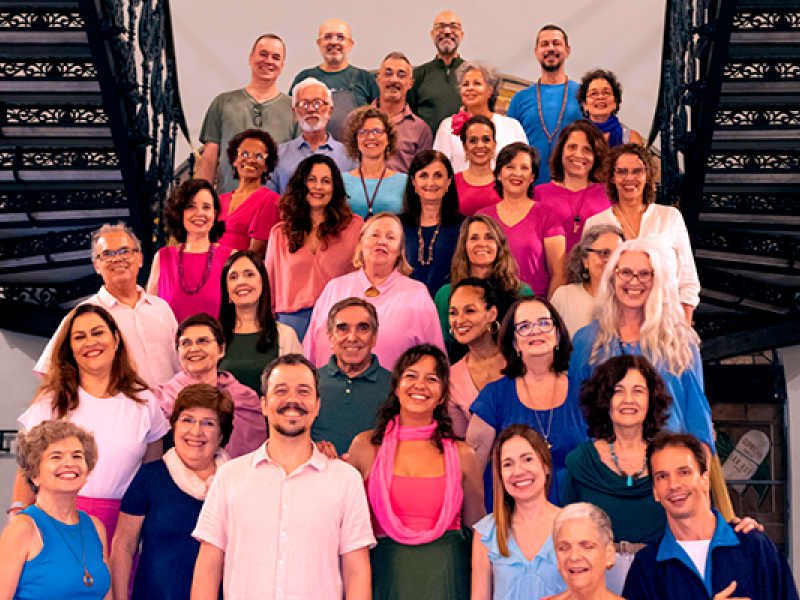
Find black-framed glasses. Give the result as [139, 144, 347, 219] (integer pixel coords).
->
[586, 248, 614, 260]
[237, 150, 267, 162]
[434, 22, 462, 32]
[586, 89, 614, 99]
[296, 99, 330, 111]
[514, 318, 555, 336]
[615, 268, 654, 284]
[613, 167, 645, 178]
[96, 247, 139, 262]
[357, 128, 386, 138]
[252, 104, 262, 127]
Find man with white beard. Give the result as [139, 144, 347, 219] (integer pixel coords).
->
[267, 78, 357, 195]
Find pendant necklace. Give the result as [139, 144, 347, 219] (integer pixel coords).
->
[566, 186, 590, 234]
[522, 375, 556, 449]
[359, 166, 387, 219]
[38, 505, 94, 587]
[610, 442, 647, 486]
[537, 79, 570, 145]
[613, 205, 642, 239]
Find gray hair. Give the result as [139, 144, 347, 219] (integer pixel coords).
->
[565, 224, 625, 284]
[553, 502, 613, 546]
[292, 77, 333, 107]
[382, 51, 412, 67]
[456, 61, 501, 113]
[91, 222, 141, 260]
[326, 297, 379, 335]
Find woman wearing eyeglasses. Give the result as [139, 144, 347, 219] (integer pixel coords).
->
[583, 144, 699, 323]
[466, 297, 587, 510]
[551, 224, 624, 337]
[341, 106, 408, 218]
[577, 69, 644, 148]
[218, 129, 282, 257]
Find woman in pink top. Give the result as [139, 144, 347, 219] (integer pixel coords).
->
[454, 115, 502, 216]
[147, 179, 233, 323]
[537, 120, 612, 252]
[266, 155, 362, 341]
[477, 143, 566, 298]
[218, 129, 281, 256]
[347, 345, 484, 600]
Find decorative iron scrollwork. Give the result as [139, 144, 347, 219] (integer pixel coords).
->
[707, 152, 800, 171]
[733, 11, 800, 30]
[0, 59, 96, 79]
[0, 9, 84, 29]
[6, 106, 108, 125]
[19, 149, 119, 168]
[702, 193, 800, 214]
[724, 60, 800, 80]
[716, 109, 800, 127]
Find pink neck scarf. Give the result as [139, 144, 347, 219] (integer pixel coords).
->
[368, 417, 463, 545]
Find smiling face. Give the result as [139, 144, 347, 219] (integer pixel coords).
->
[610, 368, 649, 430]
[306, 162, 334, 214]
[584, 232, 622, 284]
[465, 220, 499, 270]
[651, 445, 710, 523]
[262, 363, 320, 438]
[183, 189, 216, 239]
[69, 312, 119, 377]
[555, 518, 615, 593]
[357, 117, 388, 161]
[377, 58, 414, 104]
[294, 83, 332, 133]
[499, 151, 535, 199]
[612, 153, 647, 205]
[535, 29, 570, 73]
[513, 301, 558, 361]
[361, 216, 403, 273]
[614, 251, 653, 312]
[93, 231, 143, 289]
[449, 285, 497, 346]
[500, 435, 549, 501]
[178, 325, 224, 381]
[173, 406, 223, 471]
[431, 11, 464, 57]
[395, 355, 444, 423]
[584, 78, 617, 122]
[225, 256, 263, 309]
[328, 305, 377, 374]
[460, 69, 492, 112]
[248, 37, 285, 84]
[412, 160, 451, 212]
[233, 137, 269, 182]
[317, 19, 353, 68]
[463, 123, 497, 168]
[32, 437, 89, 495]
[562, 131, 595, 181]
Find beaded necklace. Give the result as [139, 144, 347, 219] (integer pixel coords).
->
[178, 243, 217, 295]
[537, 79, 570, 144]
[610, 442, 647, 486]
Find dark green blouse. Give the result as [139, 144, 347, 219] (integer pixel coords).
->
[218, 332, 278, 395]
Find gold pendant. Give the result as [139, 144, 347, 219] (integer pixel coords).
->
[365, 286, 380, 298]
[84, 571, 93, 588]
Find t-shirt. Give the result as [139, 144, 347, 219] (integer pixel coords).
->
[455, 172, 501, 216]
[342, 172, 407, 217]
[536, 182, 610, 252]
[290, 65, 378, 108]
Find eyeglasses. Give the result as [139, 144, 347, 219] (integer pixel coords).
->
[96, 247, 139, 262]
[321, 33, 349, 43]
[615, 268, 654, 283]
[252, 104, 262, 127]
[514, 318, 555, 336]
[237, 150, 267, 162]
[587, 89, 614, 99]
[296, 99, 330, 111]
[176, 415, 220, 429]
[178, 336, 216, 349]
[586, 248, 614, 260]
[434, 22, 462, 32]
[614, 167, 646, 178]
[357, 128, 386, 138]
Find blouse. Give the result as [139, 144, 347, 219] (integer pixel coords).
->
[218, 187, 281, 250]
[434, 113, 528, 173]
[342, 172, 408, 218]
[536, 182, 610, 253]
[455, 172, 501, 216]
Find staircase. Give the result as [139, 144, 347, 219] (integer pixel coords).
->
[0, 0, 186, 335]
[651, 0, 800, 360]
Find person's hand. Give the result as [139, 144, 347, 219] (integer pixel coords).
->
[713, 581, 751, 600]
[316, 440, 339, 460]
[731, 516, 764, 534]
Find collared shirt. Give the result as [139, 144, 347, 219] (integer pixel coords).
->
[312, 354, 392, 454]
[267, 133, 357, 195]
[372, 100, 433, 174]
[34, 285, 180, 388]
[193, 441, 376, 600]
[408, 56, 465, 136]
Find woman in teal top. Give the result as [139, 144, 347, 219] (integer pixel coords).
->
[1, 420, 110, 600]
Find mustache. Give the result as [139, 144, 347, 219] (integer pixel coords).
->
[386, 82, 402, 90]
[277, 402, 308, 416]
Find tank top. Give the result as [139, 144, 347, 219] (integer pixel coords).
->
[373, 475, 461, 535]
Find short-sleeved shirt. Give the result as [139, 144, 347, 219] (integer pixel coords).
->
[372, 101, 433, 174]
[408, 57, 465, 136]
[312, 354, 392, 454]
[192, 442, 376, 600]
[267, 134, 357, 195]
[455, 172, 501, 216]
[218, 186, 281, 250]
[343, 172, 408, 217]
[536, 182, 611, 252]
[477, 202, 565, 295]
[199, 89, 295, 194]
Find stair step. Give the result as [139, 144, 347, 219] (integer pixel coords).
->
[710, 138, 799, 152]
[730, 32, 800, 46]
[0, 80, 101, 93]
[715, 107, 800, 127]
[0, 126, 113, 140]
[0, 188, 130, 228]
[0, 226, 94, 272]
[1, 1, 80, 7]
[0, 43, 92, 60]
[735, 1, 800, 10]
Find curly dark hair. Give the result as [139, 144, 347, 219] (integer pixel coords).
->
[400, 150, 462, 227]
[604, 143, 660, 205]
[371, 344, 458, 451]
[163, 179, 225, 243]
[580, 355, 672, 442]
[342, 106, 398, 161]
[459, 114, 496, 146]
[499, 296, 572, 378]
[279, 154, 354, 253]
[577, 69, 623, 116]
[226, 128, 279, 183]
[494, 142, 540, 199]
[549, 119, 610, 185]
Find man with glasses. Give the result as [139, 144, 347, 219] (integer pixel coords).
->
[34, 223, 180, 388]
[372, 52, 432, 174]
[507, 25, 583, 184]
[267, 77, 356, 195]
[198, 34, 295, 194]
[408, 11, 466, 136]
[289, 19, 379, 141]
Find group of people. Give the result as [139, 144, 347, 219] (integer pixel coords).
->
[2, 10, 798, 600]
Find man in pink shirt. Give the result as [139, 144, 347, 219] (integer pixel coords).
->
[191, 353, 375, 600]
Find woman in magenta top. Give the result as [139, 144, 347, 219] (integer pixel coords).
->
[477, 143, 566, 298]
[537, 120, 611, 252]
[147, 179, 234, 323]
[218, 129, 281, 256]
[347, 344, 484, 600]
[453, 115, 502, 216]
[265, 155, 363, 341]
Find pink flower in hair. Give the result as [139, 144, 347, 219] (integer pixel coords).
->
[450, 110, 474, 137]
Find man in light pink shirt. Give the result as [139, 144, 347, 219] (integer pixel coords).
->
[191, 353, 375, 600]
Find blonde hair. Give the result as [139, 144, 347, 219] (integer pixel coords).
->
[591, 238, 698, 375]
[352, 212, 412, 276]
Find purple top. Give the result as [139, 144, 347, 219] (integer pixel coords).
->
[455, 172, 501, 216]
[218, 187, 280, 250]
[477, 201, 565, 295]
[536, 182, 611, 252]
[157, 244, 234, 323]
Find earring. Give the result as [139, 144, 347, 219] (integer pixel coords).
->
[606, 563, 614, 571]
[449, 327, 454, 337]
[488, 320, 500, 334]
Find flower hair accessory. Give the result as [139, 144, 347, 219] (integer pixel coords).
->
[451, 110, 474, 137]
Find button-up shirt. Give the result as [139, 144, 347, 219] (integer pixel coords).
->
[373, 100, 433, 174]
[267, 133, 357, 195]
[193, 442, 376, 600]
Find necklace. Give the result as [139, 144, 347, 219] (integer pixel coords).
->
[610, 442, 647, 486]
[359, 166, 388, 218]
[365, 286, 380, 298]
[537, 79, 570, 145]
[37, 505, 93, 587]
[613, 204, 642, 239]
[417, 222, 441, 266]
[565, 186, 590, 234]
[178, 243, 217, 295]
[521, 375, 556, 449]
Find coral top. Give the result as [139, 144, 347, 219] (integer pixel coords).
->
[455, 172, 501, 216]
[218, 187, 280, 250]
[373, 475, 461, 535]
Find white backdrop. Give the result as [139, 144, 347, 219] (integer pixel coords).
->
[171, 0, 666, 160]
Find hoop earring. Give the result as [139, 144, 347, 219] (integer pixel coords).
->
[449, 327, 454, 337]
[488, 320, 500, 334]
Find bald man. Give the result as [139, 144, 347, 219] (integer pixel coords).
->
[407, 10, 465, 135]
[290, 18, 379, 141]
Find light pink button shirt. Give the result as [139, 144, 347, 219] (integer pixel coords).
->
[193, 442, 376, 600]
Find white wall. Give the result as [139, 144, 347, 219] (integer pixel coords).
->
[171, 0, 665, 160]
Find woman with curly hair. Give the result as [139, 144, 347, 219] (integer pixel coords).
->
[218, 129, 281, 256]
[577, 68, 644, 148]
[341, 106, 408, 218]
[146, 179, 234, 322]
[265, 155, 363, 340]
[346, 344, 484, 600]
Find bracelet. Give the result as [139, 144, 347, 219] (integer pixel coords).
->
[6, 501, 26, 515]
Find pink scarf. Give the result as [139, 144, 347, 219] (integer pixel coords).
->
[368, 417, 462, 545]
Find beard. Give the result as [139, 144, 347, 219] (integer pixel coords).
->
[297, 115, 327, 133]
[435, 36, 459, 56]
[274, 423, 308, 438]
